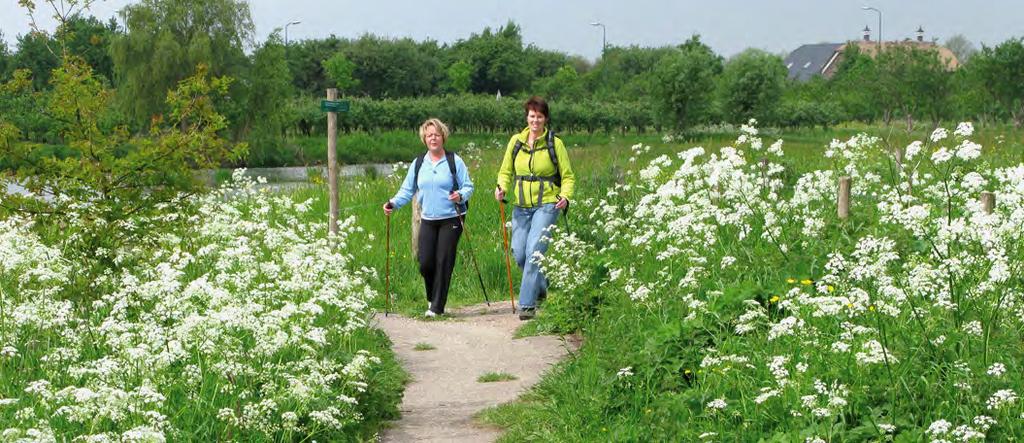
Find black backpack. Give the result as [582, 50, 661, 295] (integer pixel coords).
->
[413, 151, 468, 213]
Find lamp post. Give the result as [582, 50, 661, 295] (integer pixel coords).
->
[284, 20, 301, 45]
[589, 22, 606, 58]
[861, 7, 881, 51]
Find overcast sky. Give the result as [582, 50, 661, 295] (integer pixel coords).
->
[2, 0, 1022, 60]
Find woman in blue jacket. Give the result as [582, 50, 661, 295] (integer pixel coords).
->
[383, 118, 474, 317]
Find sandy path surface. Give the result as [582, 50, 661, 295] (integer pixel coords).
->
[374, 303, 572, 442]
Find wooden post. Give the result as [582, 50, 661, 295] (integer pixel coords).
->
[981, 191, 995, 214]
[838, 176, 851, 220]
[327, 88, 339, 234]
[411, 195, 421, 256]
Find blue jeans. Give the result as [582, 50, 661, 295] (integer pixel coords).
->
[511, 203, 561, 309]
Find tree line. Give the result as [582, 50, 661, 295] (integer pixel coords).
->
[2, 0, 1024, 167]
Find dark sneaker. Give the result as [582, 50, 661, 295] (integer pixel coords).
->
[518, 307, 536, 321]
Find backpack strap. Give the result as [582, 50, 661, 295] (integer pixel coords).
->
[445, 151, 468, 213]
[412, 152, 427, 194]
[546, 130, 562, 188]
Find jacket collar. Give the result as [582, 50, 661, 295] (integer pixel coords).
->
[515, 127, 549, 145]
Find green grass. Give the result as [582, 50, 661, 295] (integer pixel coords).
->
[412, 342, 436, 351]
[477, 372, 518, 383]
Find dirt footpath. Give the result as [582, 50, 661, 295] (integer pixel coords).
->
[374, 303, 573, 442]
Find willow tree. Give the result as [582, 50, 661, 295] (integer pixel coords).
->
[110, 0, 254, 130]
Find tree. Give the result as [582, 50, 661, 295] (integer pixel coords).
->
[971, 38, 1024, 127]
[718, 49, 787, 124]
[830, 45, 882, 123]
[650, 36, 722, 130]
[944, 34, 977, 65]
[533, 64, 584, 101]
[524, 45, 573, 78]
[247, 32, 294, 166]
[446, 60, 472, 94]
[343, 35, 441, 98]
[54, 14, 120, 84]
[110, 0, 254, 129]
[450, 21, 530, 94]
[1, 59, 245, 255]
[583, 45, 676, 100]
[13, 31, 60, 90]
[321, 52, 360, 93]
[0, 32, 11, 80]
[876, 45, 952, 130]
[286, 36, 345, 95]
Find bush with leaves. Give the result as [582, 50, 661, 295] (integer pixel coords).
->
[1, 57, 246, 262]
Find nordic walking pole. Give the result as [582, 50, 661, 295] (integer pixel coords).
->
[499, 198, 516, 313]
[452, 194, 490, 306]
[384, 206, 392, 317]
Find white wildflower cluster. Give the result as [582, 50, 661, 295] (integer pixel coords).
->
[986, 389, 1017, 410]
[706, 397, 727, 411]
[986, 362, 1006, 378]
[927, 418, 987, 442]
[700, 351, 752, 373]
[0, 171, 381, 439]
[535, 227, 595, 297]
[528, 121, 1024, 438]
[798, 379, 849, 418]
[823, 133, 881, 177]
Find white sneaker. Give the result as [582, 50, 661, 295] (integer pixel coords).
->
[424, 310, 437, 318]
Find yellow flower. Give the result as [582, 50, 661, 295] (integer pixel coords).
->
[800, 279, 813, 285]
[869, 305, 876, 312]
[827, 285, 835, 292]
[786, 278, 797, 284]
[846, 303, 854, 308]
[684, 369, 692, 374]
[769, 295, 780, 303]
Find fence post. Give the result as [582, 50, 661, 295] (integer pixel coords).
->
[327, 88, 339, 234]
[838, 176, 851, 220]
[981, 191, 995, 214]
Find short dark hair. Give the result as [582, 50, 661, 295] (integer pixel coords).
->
[524, 96, 550, 120]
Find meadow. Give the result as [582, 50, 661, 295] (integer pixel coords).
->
[2, 121, 1022, 441]
[298, 121, 1024, 441]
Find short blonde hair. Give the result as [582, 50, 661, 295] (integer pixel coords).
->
[419, 118, 450, 146]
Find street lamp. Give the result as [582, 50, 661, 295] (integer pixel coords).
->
[284, 20, 301, 45]
[589, 22, 606, 58]
[861, 6, 881, 51]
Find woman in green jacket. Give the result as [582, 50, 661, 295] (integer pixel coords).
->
[494, 96, 575, 320]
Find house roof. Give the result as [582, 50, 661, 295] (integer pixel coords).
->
[784, 43, 842, 81]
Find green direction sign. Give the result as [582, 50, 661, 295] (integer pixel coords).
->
[320, 99, 350, 113]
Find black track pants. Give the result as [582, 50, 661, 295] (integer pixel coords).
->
[417, 216, 463, 314]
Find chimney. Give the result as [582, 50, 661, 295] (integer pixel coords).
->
[863, 25, 871, 42]
[916, 26, 925, 42]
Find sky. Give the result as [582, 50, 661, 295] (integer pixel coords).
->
[2, 0, 1022, 60]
